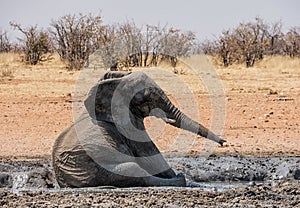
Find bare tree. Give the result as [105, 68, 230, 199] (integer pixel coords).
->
[97, 22, 196, 70]
[143, 24, 161, 67]
[195, 39, 217, 55]
[148, 24, 168, 67]
[51, 13, 104, 70]
[265, 21, 285, 55]
[196, 17, 299, 67]
[284, 27, 300, 58]
[118, 21, 143, 67]
[233, 18, 268, 67]
[0, 30, 11, 53]
[96, 24, 123, 70]
[212, 18, 269, 67]
[10, 23, 52, 65]
[161, 28, 195, 68]
[215, 30, 237, 67]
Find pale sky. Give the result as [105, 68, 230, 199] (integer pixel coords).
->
[1, 0, 299, 41]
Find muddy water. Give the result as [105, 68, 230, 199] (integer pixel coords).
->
[169, 156, 300, 182]
[0, 157, 299, 207]
[0, 156, 299, 194]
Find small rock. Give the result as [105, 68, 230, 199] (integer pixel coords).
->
[0, 173, 12, 188]
[244, 190, 256, 197]
[294, 169, 300, 180]
[249, 181, 256, 187]
[269, 89, 278, 95]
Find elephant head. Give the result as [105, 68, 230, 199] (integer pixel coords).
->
[84, 71, 226, 146]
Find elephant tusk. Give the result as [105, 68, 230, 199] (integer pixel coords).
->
[162, 117, 176, 124]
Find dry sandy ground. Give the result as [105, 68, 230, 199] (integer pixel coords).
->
[0, 54, 299, 158]
[0, 54, 300, 207]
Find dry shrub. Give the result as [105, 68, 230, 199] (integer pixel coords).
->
[10, 23, 53, 65]
[99, 22, 196, 70]
[0, 53, 21, 64]
[0, 31, 11, 52]
[0, 68, 14, 78]
[0, 53, 22, 78]
[199, 18, 300, 68]
[51, 13, 104, 70]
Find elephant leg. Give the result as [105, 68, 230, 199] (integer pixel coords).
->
[154, 168, 176, 179]
[136, 156, 176, 179]
[109, 162, 186, 187]
[131, 140, 177, 179]
[143, 173, 186, 187]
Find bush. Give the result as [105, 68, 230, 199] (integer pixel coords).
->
[0, 30, 11, 53]
[284, 27, 300, 58]
[51, 13, 104, 70]
[199, 18, 300, 68]
[10, 23, 52, 65]
[98, 22, 196, 70]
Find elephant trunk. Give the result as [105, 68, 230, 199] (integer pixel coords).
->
[160, 96, 226, 146]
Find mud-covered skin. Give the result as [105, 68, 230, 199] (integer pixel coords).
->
[52, 71, 225, 188]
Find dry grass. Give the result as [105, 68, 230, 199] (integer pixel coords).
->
[0, 68, 15, 78]
[39, 53, 66, 68]
[1, 52, 299, 71]
[0, 53, 68, 79]
[256, 55, 300, 70]
[208, 55, 300, 70]
[0, 53, 21, 78]
[0, 52, 66, 68]
[0, 53, 22, 64]
[0, 53, 71, 76]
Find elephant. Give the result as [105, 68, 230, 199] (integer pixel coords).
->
[52, 71, 226, 188]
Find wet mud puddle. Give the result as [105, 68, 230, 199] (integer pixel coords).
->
[0, 157, 299, 194]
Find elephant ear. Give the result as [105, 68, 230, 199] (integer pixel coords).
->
[84, 71, 131, 122]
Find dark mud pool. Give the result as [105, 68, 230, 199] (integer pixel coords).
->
[0, 156, 299, 207]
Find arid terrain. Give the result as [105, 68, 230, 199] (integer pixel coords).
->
[0, 53, 299, 207]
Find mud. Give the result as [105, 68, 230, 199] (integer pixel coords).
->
[0, 157, 299, 207]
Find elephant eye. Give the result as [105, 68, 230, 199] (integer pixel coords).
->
[134, 92, 144, 103]
[133, 88, 152, 105]
[143, 88, 151, 100]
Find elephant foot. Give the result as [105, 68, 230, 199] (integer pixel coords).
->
[174, 173, 187, 187]
[144, 172, 186, 187]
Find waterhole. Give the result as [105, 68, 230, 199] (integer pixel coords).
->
[0, 157, 299, 194]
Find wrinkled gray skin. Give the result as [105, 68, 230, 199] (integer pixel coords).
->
[52, 71, 226, 188]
